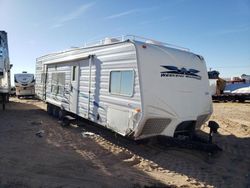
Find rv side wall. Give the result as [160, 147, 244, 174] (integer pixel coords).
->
[36, 42, 142, 136]
[35, 60, 45, 100]
[0, 31, 11, 95]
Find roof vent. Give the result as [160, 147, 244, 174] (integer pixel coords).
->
[22, 71, 27, 73]
[103, 37, 120, 44]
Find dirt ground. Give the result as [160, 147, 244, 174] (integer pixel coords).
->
[0, 98, 249, 188]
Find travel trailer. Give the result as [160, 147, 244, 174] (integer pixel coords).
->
[0, 31, 12, 108]
[14, 72, 35, 98]
[36, 35, 212, 140]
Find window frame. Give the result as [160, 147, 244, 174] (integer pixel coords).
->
[51, 72, 66, 96]
[109, 69, 135, 97]
[72, 66, 77, 81]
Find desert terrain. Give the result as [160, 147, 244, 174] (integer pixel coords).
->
[0, 98, 249, 188]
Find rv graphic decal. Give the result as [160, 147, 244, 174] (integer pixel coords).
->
[161, 65, 201, 80]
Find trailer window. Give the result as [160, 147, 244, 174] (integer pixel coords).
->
[110, 70, 134, 96]
[51, 73, 57, 94]
[51, 72, 65, 96]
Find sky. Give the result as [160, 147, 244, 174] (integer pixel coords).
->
[0, 0, 250, 83]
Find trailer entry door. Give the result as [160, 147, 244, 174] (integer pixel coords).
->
[70, 62, 80, 114]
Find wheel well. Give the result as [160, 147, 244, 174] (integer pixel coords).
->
[174, 121, 196, 137]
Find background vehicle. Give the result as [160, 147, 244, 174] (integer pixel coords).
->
[14, 72, 35, 98]
[0, 31, 12, 109]
[208, 71, 250, 102]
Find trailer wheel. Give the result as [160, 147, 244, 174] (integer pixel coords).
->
[61, 118, 70, 127]
[47, 104, 53, 115]
[52, 106, 59, 118]
[58, 109, 66, 120]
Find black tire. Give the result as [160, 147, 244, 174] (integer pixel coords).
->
[58, 109, 66, 120]
[52, 106, 59, 118]
[47, 104, 53, 115]
[61, 118, 70, 127]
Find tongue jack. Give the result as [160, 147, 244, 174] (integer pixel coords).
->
[208, 121, 219, 143]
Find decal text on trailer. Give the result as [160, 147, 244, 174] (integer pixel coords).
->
[160, 65, 201, 80]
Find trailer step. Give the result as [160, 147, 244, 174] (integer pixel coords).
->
[61, 115, 76, 127]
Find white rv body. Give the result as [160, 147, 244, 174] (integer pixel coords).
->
[36, 36, 212, 139]
[0, 31, 11, 95]
[14, 73, 35, 97]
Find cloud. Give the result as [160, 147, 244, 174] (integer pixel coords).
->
[104, 7, 158, 20]
[104, 9, 138, 19]
[52, 2, 95, 28]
